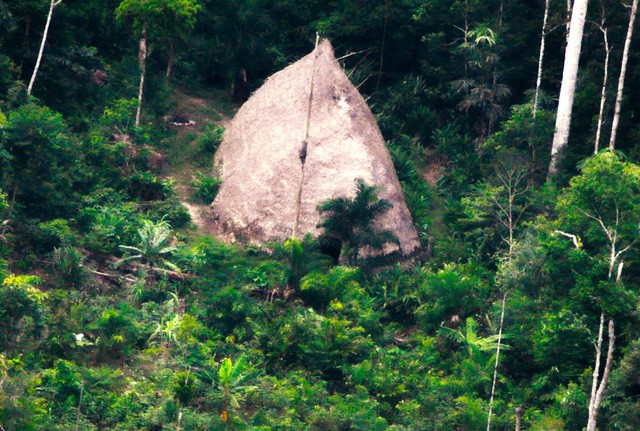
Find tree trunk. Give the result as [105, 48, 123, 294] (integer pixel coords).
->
[587, 312, 605, 429]
[586, 316, 615, 431]
[74, 379, 84, 431]
[486, 292, 508, 431]
[533, 0, 550, 117]
[27, 0, 62, 95]
[176, 407, 183, 431]
[135, 23, 148, 128]
[548, 0, 589, 177]
[20, 14, 31, 73]
[515, 406, 523, 431]
[594, 21, 610, 153]
[608, 0, 638, 150]
[166, 39, 175, 79]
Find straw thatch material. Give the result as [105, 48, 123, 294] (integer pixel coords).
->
[210, 39, 420, 256]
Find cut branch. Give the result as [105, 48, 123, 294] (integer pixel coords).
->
[554, 230, 581, 249]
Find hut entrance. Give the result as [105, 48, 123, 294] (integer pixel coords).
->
[319, 237, 342, 264]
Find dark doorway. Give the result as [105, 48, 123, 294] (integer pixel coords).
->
[319, 236, 342, 264]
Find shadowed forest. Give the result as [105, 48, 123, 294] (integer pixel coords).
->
[1, 0, 640, 430]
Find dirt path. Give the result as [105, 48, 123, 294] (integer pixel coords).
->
[161, 89, 235, 231]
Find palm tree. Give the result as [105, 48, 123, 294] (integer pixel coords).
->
[317, 179, 399, 265]
[453, 25, 510, 139]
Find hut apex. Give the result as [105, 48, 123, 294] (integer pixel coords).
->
[210, 39, 420, 256]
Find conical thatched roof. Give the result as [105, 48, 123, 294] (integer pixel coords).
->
[209, 39, 420, 256]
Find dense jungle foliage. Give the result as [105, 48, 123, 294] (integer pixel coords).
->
[1, 0, 640, 429]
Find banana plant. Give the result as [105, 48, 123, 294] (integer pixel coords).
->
[118, 218, 178, 271]
[216, 356, 257, 424]
[150, 314, 182, 347]
[441, 317, 509, 360]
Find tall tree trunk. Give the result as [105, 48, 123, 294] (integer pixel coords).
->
[486, 292, 508, 431]
[166, 39, 175, 79]
[587, 312, 605, 428]
[515, 406, 523, 431]
[548, 0, 589, 177]
[27, 0, 62, 95]
[594, 21, 610, 153]
[586, 258, 620, 431]
[135, 22, 148, 128]
[533, 0, 550, 117]
[586, 315, 615, 431]
[608, 0, 638, 150]
[20, 14, 31, 74]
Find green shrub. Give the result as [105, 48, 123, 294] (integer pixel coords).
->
[0, 274, 47, 351]
[100, 98, 138, 134]
[258, 307, 374, 376]
[33, 219, 76, 252]
[198, 124, 225, 153]
[191, 172, 221, 203]
[300, 266, 362, 310]
[128, 172, 175, 201]
[83, 204, 140, 255]
[51, 245, 86, 288]
[415, 263, 493, 332]
[144, 198, 191, 228]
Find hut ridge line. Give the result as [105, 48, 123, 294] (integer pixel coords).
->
[293, 33, 320, 238]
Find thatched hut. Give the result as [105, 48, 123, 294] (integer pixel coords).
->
[209, 39, 420, 257]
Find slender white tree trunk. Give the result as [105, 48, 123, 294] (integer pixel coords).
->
[594, 22, 610, 153]
[608, 0, 638, 150]
[548, 0, 589, 176]
[166, 39, 175, 79]
[27, 0, 62, 95]
[587, 313, 605, 428]
[533, 0, 550, 117]
[586, 316, 615, 431]
[586, 256, 620, 431]
[486, 292, 508, 431]
[135, 23, 148, 128]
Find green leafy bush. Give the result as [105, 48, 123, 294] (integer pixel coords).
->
[144, 198, 191, 228]
[128, 171, 175, 201]
[0, 274, 47, 351]
[191, 171, 221, 203]
[51, 245, 86, 288]
[198, 123, 224, 153]
[83, 204, 140, 255]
